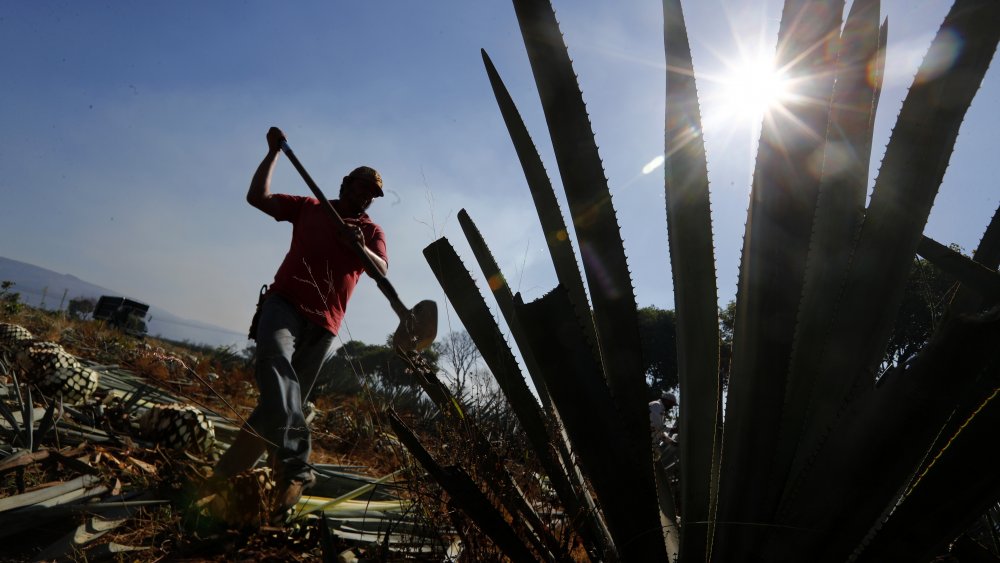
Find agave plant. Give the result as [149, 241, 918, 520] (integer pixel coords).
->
[397, 0, 999, 561]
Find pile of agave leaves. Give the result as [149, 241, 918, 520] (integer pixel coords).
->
[0, 317, 464, 562]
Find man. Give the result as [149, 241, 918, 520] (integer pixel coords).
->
[212, 126, 388, 522]
[649, 391, 678, 468]
[649, 391, 677, 439]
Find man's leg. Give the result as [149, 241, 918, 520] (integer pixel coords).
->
[213, 295, 305, 479]
[274, 321, 335, 483]
[212, 427, 266, 479]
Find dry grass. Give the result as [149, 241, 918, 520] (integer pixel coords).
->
[1, 305, 573, 561]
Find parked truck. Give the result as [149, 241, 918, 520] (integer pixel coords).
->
[93, 296, 149, 338]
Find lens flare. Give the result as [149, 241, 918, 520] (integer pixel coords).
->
[642, 155, 666, 175]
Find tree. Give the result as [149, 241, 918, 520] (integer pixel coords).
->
[719, 299, 736, 388]
[880, 255, 955, 374]
[637, 306, 678, 392]
[67, 297, 96, 320]
[315, 338, 439, 396]
[433, 330, 491, 401]
[0, 281, 23, 315]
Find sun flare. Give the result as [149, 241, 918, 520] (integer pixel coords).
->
[716, 55, 793, 124]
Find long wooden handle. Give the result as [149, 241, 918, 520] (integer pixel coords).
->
[279, 141, 409, 319]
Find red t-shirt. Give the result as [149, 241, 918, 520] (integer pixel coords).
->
[265, 194, 388, 335]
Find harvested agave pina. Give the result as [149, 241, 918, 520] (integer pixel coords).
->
[0, 323, 33, 352]
[12, 341, 98, 404]
[138, 403, 216, 453]
[16, 341, 76, 376]
[37, 363, 100, 404]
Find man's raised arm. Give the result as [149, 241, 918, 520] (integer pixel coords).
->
[246, 127, 285, 216]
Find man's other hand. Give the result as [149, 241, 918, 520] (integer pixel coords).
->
[339, 218, 365, 247]
[267, 127, 286, 153]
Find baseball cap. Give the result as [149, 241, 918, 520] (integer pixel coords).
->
[347, 166, 383, 197]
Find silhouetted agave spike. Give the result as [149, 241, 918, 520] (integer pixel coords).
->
[387, 411, 542, 562]
[514, 286, 661, 561]
[481, 49, 601, 362]
[422, 236, 582, 560]
[917, 235, 1000, 303]
[770, 0, 882, 522]
[787, 0, 1000, 498]
[952, 204, 1000, 314]
[867, 16, 889, 161]
[661, 0, 722, 559]
[511, 1, 652, 471]
[771, 306, 1000, 561]
[971, 204, 1000, 269]
[852, 358, 1000, 562]
[715, 0, 845, 557]
[903, 349, 1000, 503]
[399, 342, 558, 558]
[457, 209, 554, 410]
[456, 209, 617, 561]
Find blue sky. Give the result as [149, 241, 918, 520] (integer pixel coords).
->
[1, 1, 995, 348]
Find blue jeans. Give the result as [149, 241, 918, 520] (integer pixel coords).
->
[225, 294, 335, 483]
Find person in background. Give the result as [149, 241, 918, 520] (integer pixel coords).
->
[649, 391, 679, 467]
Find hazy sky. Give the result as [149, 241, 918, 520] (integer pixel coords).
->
[1, 1, 996, 348]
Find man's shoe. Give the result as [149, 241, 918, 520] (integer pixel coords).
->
[270, 473, 315, 525]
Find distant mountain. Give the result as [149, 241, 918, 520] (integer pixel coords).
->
[0, 256, 248, 349]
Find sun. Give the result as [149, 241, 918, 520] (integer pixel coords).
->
[712, 53, 793, 125]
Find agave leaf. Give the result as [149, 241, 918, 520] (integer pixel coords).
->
[403, 352, 466, 421]
[21, 386, 33, 453]
[400, 345, 557, 559]
[786, 0, 1000, 505]
[661, 0, 722, 559]
[769, 307, 1000, 561]
[917, 235, 1000, 303]
[715, 0, 844, 556]
[293, 469, 405, 519]
[866, 16, 889, 160]
[457, 209, 554, 411]
[951, 204, 1000, 315]
[121, 383, 151, 415]
[0, 396, 21, 436]
[970, 204, 1000, 268]
[510, 0, 651, 469]
[422, 237, 580, 560]
[457, 209, 617, 561]
[772, 0, 882, 522]
[387, 411, 541, 562]
[514, 286, 661, 561]
[422, 240, 541, 423]
[481, 49, 597, 352]
[852, 369, 1000, 561]
[468, 55, 617, 555]
[33, 397, 61, 450]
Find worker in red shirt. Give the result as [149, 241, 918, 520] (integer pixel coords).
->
[212, 126, 388, 523]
